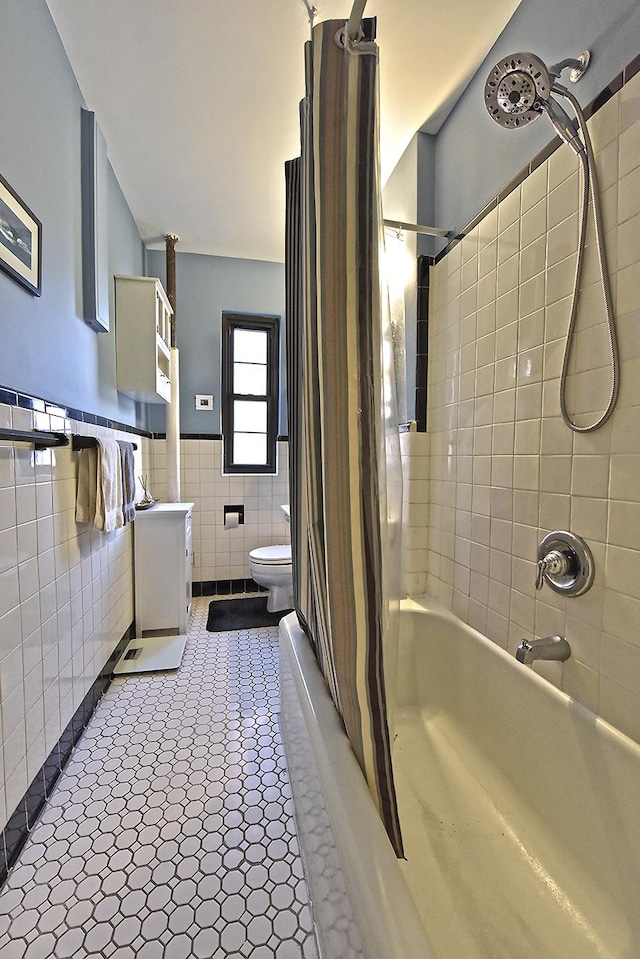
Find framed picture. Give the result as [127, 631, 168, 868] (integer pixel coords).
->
[0, 173, 42, 296]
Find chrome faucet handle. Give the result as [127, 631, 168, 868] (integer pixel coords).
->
[536, 549, 568, 590]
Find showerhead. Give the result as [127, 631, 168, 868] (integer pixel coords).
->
[484, 51, 588, 156]
[484, 52, 551, 129]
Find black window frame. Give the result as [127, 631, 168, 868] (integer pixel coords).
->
[221, 312, 280, 475]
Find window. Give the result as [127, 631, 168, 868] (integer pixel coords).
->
[222, 312, 280, 474]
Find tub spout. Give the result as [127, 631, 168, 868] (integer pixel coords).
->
[515, 635, 571, 665]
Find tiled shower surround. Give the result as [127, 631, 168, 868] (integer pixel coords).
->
[425, 68, 640, 743]
[148, 440, 290, 586]
[399, 429, 430, 598]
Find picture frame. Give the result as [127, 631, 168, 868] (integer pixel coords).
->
[0, 173, 42, 296]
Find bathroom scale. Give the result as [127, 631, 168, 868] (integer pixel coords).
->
[113, 634, 187, 675]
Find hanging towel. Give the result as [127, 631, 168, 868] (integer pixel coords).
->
[75, 448, 98, 524]
[96, 438, 124, 532]
[117, 440, 136, 523]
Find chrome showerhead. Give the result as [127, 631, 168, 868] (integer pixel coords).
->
[484, 52, 551, 129]
[484, 51, 590, 156]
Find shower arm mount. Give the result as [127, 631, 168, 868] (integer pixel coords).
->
[548, 51, 591, 84]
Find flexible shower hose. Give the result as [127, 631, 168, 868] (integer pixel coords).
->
[552, 83, 620, 432]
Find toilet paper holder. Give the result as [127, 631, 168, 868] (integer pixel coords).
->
[224, 504, 245, 528]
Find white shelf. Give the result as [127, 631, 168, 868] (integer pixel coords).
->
[115, 275, 173, 404]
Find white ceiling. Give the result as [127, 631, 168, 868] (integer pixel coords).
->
[46, 0, 520, 263]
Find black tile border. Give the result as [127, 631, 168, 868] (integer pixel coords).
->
[192, 578, 267, 597]
[415, 254, 433, 432]
[0, 384, 152, 439]
[624, 52, 640, 84]
[433, 51, 640, 266]
[152, 433, 223, 441]
[0, 624, 134, 887]
[150, 434, 289, 442]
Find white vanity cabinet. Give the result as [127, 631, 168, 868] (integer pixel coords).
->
[133, 503, 193, 637]
[115, 275, 173, 403]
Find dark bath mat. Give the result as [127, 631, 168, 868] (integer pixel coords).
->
[206, 597, 292, 632]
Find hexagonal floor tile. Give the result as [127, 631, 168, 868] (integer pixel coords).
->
[0, 598, 317, 959]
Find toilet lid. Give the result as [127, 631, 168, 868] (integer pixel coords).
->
[249, 545, 291, 565]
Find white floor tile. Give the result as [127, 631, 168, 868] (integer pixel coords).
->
[0, 598, 317, 959]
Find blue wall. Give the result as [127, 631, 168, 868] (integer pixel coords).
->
[0, 1, 285, 436]
[417, 133, 437, 258]
[145, 251, 286, 435]
[381, 131, 439, 420]
[433, 0, 640, 248]
[0, 0, 143, 423]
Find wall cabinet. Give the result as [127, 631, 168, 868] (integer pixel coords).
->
[134, 503, 193, 637]
[115, 275, 173, 403]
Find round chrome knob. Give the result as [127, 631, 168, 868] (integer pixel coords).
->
[536, 531, 594, 597]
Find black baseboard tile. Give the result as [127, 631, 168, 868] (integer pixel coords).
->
[0, 622, 135, 888]
[193, 578, 266, 597]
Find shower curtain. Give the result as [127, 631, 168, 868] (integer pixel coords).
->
[285, 18, 403, 857]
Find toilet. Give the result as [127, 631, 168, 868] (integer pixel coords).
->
[249, 544, 293, 612]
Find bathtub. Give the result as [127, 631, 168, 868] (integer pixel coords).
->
[278, 596, 640, 959]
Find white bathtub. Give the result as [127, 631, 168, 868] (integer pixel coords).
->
[278, 597, 640, 959]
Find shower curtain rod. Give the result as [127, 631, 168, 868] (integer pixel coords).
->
[346, 0, 368, 41]
[383, 218, 452, 239]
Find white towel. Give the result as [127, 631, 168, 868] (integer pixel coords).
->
[75, 448, 97, 524]
[96, 439, 124, 533]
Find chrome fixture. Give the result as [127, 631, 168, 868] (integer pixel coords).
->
[516, 635, 571, 665]
[484, 52, 589, 147]
[483, 51, 619, 433]
[383, 218, 451, 239]
[536, 531, 594, 597]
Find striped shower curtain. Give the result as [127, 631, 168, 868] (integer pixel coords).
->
[285, 18, 403, 857]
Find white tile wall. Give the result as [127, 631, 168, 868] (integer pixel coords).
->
[0, 406, 143, 832]
[148, 439, 290, 584]
[400, 428, 430, 597]
[422, 71, 640, 745]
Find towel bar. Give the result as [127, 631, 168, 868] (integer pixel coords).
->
[72, 435, 138, 451]
[0, 427, 69, 449]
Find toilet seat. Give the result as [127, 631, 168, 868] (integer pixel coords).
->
[249, 545, 291, 566]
